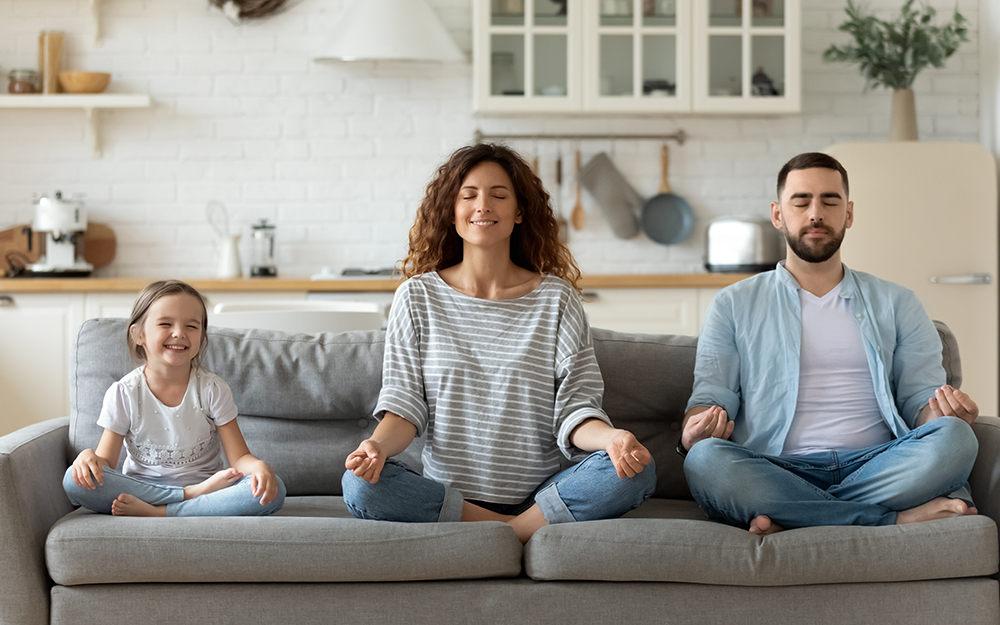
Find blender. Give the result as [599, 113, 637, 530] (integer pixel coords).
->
[249, 219, 277, 277]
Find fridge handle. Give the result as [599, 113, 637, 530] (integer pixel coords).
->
[930, 273, 992, 285]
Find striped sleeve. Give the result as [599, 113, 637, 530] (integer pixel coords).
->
[553, 290, 612, 460]
[374, 281, 430, 435]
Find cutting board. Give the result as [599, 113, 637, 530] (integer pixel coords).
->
[0, 222, 117, 272]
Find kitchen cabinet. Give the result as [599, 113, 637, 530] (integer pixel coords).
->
[473, 0, 799, 114]
[583, 287, 720, 335]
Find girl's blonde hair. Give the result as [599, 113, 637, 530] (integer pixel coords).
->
[127, 280, 209, 368]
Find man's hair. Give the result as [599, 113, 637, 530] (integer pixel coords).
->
[776, 152, 849, 200]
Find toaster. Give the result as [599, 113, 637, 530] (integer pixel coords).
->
[705, 217, 785, 273]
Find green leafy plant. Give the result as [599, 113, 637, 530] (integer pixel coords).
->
[823, 0, 969, 91]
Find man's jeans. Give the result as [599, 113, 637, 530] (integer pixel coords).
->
[63, 467, 286, 517]
[342, 450, 656, 524]
[683, 416, 978, 528]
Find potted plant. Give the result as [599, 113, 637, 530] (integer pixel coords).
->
[823, 0, 968, 141]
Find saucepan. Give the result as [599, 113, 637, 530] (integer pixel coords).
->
[641, 144, 694, 245]
[577, 152, 641, 239]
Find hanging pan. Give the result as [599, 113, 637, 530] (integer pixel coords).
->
[641, 144, 694, 245]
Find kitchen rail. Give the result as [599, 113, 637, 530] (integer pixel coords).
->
[0, 274, 751, 293]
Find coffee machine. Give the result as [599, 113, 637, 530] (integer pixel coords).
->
[25, 191, 94, 277]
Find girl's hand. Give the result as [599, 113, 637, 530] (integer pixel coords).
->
[606, 430, 653, 479]
[345, 439, 386, 484]
[72, 449, 106, 490]
[249, 460, 280, 506]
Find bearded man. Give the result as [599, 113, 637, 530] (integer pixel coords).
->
[679, 152, 981, 535]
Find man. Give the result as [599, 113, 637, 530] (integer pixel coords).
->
[681, 152, 980, 536]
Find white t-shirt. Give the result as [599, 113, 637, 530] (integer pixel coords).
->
[782, 282, 893, 455]
[97, 366, 239, 486]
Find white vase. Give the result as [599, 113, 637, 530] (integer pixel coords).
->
[889, 89, 919, 141]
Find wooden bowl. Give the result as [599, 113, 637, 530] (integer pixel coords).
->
[58, 72, 111, 94]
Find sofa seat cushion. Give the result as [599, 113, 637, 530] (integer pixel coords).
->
[525, 502, 997, 585]
[46, 497, 522, 585]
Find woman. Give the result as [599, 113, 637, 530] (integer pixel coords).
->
[342, 143, 655, 543]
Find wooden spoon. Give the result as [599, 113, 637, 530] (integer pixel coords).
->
[571, 150, 585, 230]
[554, 154, 569, 244]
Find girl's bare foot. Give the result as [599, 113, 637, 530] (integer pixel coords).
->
[897, 497, 977, 524]
[111, 494, 166, 517]
[183, 468, 243, 500]
[749, 515, 784, 536]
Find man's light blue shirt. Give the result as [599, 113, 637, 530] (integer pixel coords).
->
[686, 262, 945, 456]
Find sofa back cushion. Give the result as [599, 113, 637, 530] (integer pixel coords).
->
[70, 318, 961, 500]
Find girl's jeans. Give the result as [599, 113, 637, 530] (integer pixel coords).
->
[62, 467, 286, 517]
[341, 450, 656, 524]
[683, 416, 978, 529]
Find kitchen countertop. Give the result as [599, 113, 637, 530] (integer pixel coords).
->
[0, 273, 753, 293]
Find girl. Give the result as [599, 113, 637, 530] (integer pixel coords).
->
[342, 143, 655, 543]
[63, 279, 285, 517]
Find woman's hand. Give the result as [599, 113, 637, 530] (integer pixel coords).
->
[71, 449, 106, 490]
[248, 460, 280, 505]
[606, 430, 653, 479]
[345, 439, 387, 484]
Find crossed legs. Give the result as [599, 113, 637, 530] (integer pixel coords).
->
[684, 417, 978, 533]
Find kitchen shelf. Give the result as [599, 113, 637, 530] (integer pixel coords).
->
[0, 94, 152, 158]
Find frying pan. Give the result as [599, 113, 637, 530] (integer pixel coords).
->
[641, 144, 693, 245]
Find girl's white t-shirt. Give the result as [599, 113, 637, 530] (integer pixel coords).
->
[97, 366, 239, 486]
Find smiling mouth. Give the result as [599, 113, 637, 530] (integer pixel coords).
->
[471, 220, 498, 226]
[165, 345, 188, 351]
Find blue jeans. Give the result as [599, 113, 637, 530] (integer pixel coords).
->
[341, 450, 656, 524]
[62, 467, 286, 517]
[683, 416, 978, 529]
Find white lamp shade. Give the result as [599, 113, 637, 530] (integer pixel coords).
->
[315, 0, 466, 63]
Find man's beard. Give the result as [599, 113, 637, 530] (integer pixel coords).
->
[780, 222, 846, 264]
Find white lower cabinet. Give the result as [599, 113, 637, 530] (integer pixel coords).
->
[583, 287, 720, 335]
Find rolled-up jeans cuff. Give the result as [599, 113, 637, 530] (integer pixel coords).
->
[438, 484, 465, 522]
[535, 483, 575, 524]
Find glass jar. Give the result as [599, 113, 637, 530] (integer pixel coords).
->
[8, 69, 39, 94]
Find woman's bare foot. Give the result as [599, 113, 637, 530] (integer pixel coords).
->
[183, 468, 243, 500]
[111, 494, 166, 517]
[896, 497, 977, 525]
[749, 515, 784, 536]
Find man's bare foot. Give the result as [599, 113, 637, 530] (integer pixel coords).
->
[111, 494, 166, 517]
[183, 468, 243, 500]
[896, 497, 978, 525]
[749, 515, 784, 536]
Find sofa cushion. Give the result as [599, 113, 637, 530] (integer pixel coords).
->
[46, 497, 522, 585]
[524, 513, 997, 585]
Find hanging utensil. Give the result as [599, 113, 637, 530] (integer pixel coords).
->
[571, 150, 585, 230]
[554, 154, 569, 244]
[640, 144, 694, 245]
[206, 200, 232, 238]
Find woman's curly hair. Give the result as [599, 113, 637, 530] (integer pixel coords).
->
[402, 143, 581, 291]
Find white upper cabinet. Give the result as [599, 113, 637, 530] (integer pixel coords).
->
[473, 0, 799, 114]
[692, 0, 800, 113]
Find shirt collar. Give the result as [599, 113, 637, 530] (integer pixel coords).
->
[775, 260, 857, 298]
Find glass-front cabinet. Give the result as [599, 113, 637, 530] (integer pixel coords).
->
[692, 0, 799, 112]
[473, 0, 799, 114]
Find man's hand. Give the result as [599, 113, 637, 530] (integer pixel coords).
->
[681, 406, 733, 453]
[606, 430, 653, 479]
[345, 439, 387, 484]
[928, 385, 979, 425]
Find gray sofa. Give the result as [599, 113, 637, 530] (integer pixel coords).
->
[3, 317, 999, 625]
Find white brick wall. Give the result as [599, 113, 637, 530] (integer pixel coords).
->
[0, 0, 984, 278]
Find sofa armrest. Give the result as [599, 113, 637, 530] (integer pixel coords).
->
[0, 417, 74, 625]
[970, 416, 1000, 527]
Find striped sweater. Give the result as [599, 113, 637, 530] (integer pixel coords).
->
[374, 271, 611, 504]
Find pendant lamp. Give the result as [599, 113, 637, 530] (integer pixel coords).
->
[314, 0, 466, 63]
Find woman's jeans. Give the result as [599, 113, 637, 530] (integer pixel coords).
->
[683, 416, 978, 529]
[342, 450, 656, 524]
[62, 467, 286, 517]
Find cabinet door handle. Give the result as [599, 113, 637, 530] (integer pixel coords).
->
[0, 295, 13, 307]
[581, 291, 601, 303]
[930, 273, 992, 285]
